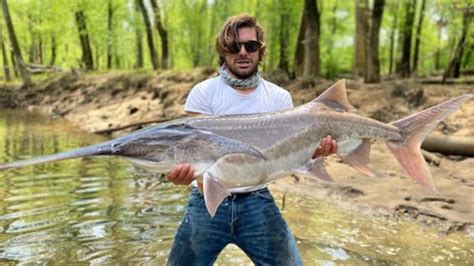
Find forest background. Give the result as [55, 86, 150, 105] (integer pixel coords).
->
[0, 0, 472, 86]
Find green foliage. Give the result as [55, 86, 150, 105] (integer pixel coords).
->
[0, 0, 471, 79]
[320, 0, 355, 78]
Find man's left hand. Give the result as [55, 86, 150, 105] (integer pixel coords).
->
[313, 135, 337, 158]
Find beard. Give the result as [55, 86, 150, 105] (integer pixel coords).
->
[224, 57, 259, 79]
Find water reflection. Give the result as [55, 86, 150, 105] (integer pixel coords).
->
[275, 191, 474, 265]
[0, 110, 185, 264]
[0, 110, 472, 265]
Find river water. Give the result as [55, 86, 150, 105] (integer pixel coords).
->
[0, 110, 472, 265]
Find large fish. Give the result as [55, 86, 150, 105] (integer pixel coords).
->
[0, 80, 471, 217]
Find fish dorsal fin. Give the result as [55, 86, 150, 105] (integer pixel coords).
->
[312, 79, 356, 113]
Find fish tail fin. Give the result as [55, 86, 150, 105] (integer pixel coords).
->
[0, 143, 113, 170]
[386, 94, 472, 192]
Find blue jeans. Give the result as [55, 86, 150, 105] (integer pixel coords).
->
[167, 187, 302, 266]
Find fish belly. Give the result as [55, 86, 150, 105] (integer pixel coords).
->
[207, 142, 319, 189]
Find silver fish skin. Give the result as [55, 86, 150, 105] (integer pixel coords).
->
[0, 124, 266, 174]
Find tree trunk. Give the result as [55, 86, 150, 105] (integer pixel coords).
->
[135, 29, 144, 69]
[396, 0, 416, 78]
[463, 48, 472, 69]
[364, 0, 385, 83]
[0, 25, 11, 81]
[150, 0, 169, 69]
[442, 6, 472, 81]
[27, 15, 42, 65]
[388, 3, 399, 75]
[28, 33, 43, 65]
[435, 28, 441, 70]
[38, 35, 43, 65]
[94, 40, 100, 70]
[28, 15, 35, 63]
[294, 0, 320, 79]
[1, 41, 10, 81]
[75, 10, 94, 70]
[355, 0, 368, 78]
[304, 0, 320, 78]
[326, 1, 339, 79]
[412, 0, 426, 75]
[1, 0, 32, 85]
[49, 35, 56, 66]
[107, 0, 113, 69]
[302, 0, 321, 78]
[293, 5, 306, 77]
[133, 0, 143, 69]
[422, 135, 474, 157]
[137, 0, 158, 70]
[28, 37, 36, 64]
[435, 18, 447, 70]
[278, 0, 290, 76]
[10, 51, 18, 77]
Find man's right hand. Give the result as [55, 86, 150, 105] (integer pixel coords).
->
[167, 163, 195, 185]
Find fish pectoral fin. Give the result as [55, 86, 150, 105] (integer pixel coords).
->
[203, 172, 230, 218]
[339, 139, 376, 177]
[296, 158, 334, 182]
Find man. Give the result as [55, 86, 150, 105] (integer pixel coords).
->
[167, 14, 336, 265]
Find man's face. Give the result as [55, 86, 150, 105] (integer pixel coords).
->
[223, 27, 261, 79]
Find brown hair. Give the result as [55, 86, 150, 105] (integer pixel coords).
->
[215, 14, 266, 66]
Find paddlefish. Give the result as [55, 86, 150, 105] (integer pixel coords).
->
[0, 80, 471, 217]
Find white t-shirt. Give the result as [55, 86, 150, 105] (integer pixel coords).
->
[184, 75, 293, 193]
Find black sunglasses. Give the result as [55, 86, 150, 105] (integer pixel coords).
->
[228, 40, 262, 54]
